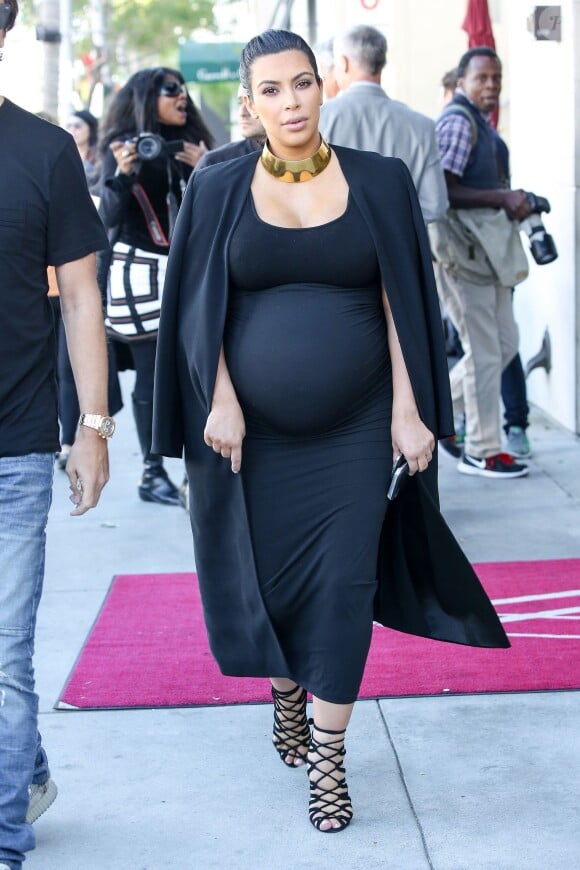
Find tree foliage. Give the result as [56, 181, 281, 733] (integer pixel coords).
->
[71, 0, 218, 74]
[26, 1, 222, 71]
[108, 0, 215, 58]
[28, 1, 237, 122]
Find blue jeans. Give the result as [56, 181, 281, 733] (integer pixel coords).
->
[501, 351, 529, 432]
[0, 453, 54, 869]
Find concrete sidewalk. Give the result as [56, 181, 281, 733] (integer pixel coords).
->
[28, 394, 580, 870]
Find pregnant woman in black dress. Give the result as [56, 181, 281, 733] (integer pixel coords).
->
[153, 30, 507, 833]
[206, 38, 435, 834]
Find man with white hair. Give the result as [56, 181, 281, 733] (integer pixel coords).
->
[319, 24, 447, 224]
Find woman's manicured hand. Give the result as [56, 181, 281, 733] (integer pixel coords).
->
[391, 409, 435, 475]
[175, 140, 208, 168]
[110, 140, 139, 175]
[204, 400, 246, 473]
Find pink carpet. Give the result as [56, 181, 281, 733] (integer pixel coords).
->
[57, 560, 580, 709]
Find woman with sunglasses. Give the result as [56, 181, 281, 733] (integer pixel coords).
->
[99, 68, 214, 505]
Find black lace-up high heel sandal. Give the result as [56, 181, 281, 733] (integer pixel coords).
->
[307, 724, 353, 832]
[271, 684, 312, 767]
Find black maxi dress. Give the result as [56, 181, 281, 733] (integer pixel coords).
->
[223, 191, 392, 704]
[154, 150, 509, 682]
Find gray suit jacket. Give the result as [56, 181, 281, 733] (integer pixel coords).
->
[319, 82, 448, 223]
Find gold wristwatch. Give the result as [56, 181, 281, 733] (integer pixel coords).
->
[79, 413, 116, 439]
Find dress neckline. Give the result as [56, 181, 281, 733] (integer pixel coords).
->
[248, 189, 352, 231]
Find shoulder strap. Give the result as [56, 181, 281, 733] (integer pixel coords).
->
[439, 104, 478, 149]
[131, 183, 170, 248]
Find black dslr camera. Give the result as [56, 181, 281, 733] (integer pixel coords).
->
[520, 193, 558, 265]
[131, 132, 185, 162]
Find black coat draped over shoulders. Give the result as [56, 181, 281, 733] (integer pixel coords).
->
[153, 145, 509, 672]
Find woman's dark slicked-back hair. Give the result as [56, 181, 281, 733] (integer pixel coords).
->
[457, 46, 500, 79]
[239, 29, 321, 96]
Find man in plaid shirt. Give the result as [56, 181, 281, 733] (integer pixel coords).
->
[434, 47, 533, 480]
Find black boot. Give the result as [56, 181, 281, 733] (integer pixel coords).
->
[132, 395, 180, 506]
[138, 459, 181, 505]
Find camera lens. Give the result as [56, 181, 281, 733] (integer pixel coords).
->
[521, 192, 557, 265]
[136, 134, 163, 161]
[530, 233, 558, 265]
[520, 215, 558, 265]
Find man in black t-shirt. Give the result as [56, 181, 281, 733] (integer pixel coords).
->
[0, 5, 111, 868]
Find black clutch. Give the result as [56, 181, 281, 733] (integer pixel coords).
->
[387, 454, 409, 501]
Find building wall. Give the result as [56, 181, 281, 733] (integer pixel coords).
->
[1, 24, 44, 113]
[247, 1, 505, 121]
[508, 0, 579, 432]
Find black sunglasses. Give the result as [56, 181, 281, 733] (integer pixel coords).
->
[0, 3, 12, 30]
[158, 80, 185, 97]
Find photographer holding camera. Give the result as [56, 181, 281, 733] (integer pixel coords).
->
[99, 67, 214, 505]
[432, 47, 556, 479]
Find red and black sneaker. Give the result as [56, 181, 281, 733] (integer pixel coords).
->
[458, 452, 528, 479]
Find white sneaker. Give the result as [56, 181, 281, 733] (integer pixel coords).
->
[458, 452, 528, 479]
[0, 863, 13, 869]
[26, 778, 58, 824]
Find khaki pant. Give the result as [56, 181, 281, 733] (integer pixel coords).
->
[436, 265, 519, 458]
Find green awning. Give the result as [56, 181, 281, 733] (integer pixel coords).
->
[179, 41, 245, 84]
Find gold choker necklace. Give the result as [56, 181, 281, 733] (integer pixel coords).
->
[261, 137, 331, 183]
